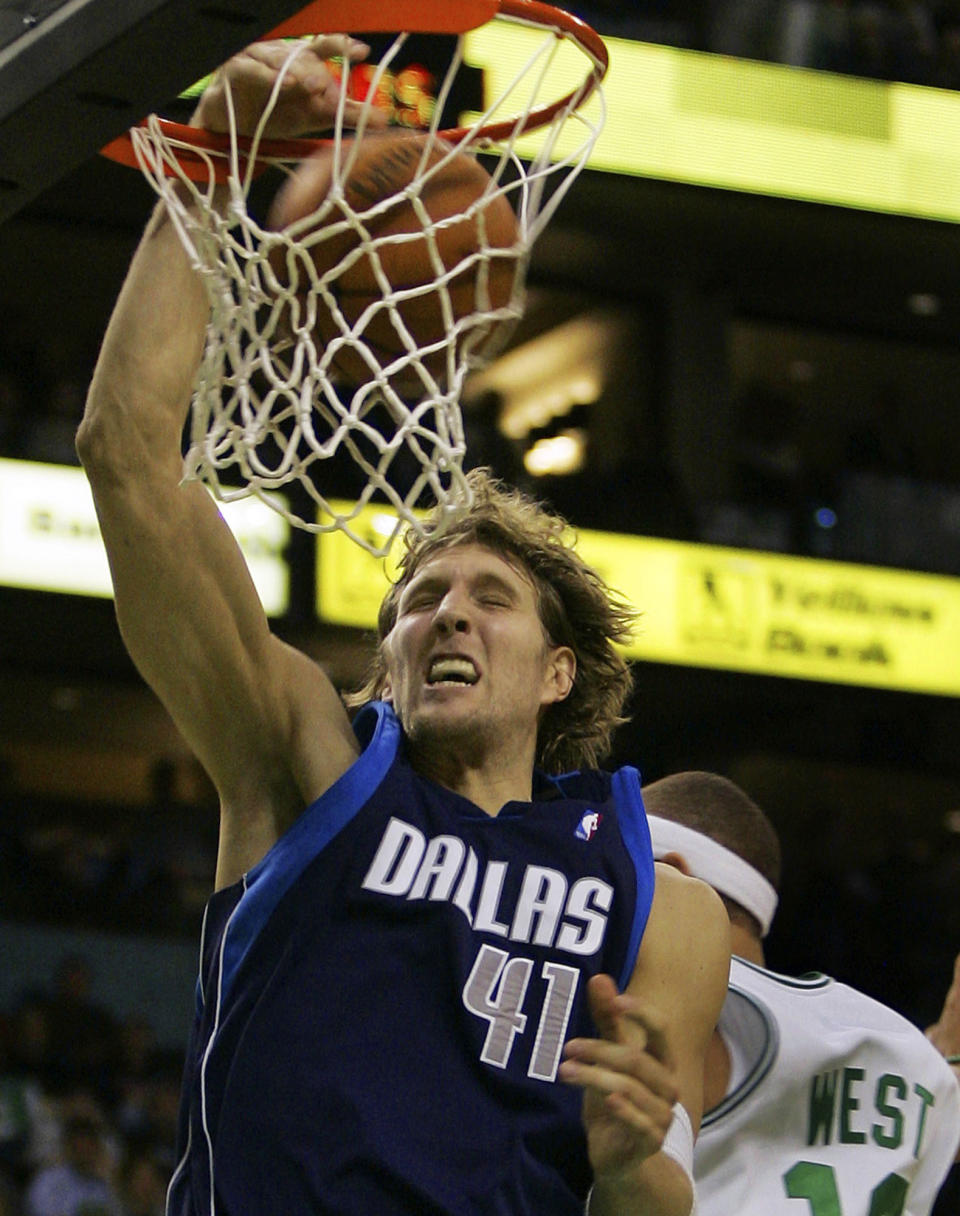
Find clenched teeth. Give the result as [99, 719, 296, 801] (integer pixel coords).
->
[427, 657, 479, 685]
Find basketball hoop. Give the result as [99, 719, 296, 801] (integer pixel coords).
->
[100, 0, 608, 556]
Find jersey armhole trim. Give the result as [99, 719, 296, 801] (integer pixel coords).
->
[733, 955, 832, 991]
[612, 767, 656, 992]
[701, 985, 779, 1126]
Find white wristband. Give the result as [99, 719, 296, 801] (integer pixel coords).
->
[661, 1101, 695, 1177]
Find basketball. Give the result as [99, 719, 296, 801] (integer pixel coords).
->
[266, 132, 520, 387]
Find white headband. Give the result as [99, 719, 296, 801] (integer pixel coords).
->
[647, 815, 779, 937]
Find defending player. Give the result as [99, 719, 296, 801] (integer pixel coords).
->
[76, 38, 729, 1216]
[645, 771, 960, 1216]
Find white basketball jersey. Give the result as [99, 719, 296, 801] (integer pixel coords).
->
[695, 956, 960, 1216]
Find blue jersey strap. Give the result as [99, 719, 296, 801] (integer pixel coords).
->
[611, 767, 655, 991]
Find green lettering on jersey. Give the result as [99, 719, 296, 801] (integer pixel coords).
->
[913, 1083, 935, 1158]
[840, 1067, 867, 1144]
[872, 1074, 906, 1149]
[784, 1161, 842, 1215]
[869, 1172, 909, 1216]
[808, 1070, 838, 1145]
[783, 1162, 910, 1216]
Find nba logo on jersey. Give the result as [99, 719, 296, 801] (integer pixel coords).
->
[575, 812, 602, 841]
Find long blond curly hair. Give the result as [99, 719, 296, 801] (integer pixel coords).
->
[345, 469, 636, 773]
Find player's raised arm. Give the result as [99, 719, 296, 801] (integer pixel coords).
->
[77, 39, 376, 884]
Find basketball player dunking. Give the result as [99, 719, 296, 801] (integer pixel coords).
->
[77, 37, 729, 1216]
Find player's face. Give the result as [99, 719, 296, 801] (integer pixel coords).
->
[381, 543, 574, 759]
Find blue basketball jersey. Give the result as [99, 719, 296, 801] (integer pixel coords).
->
[167, 702, 655, 1216]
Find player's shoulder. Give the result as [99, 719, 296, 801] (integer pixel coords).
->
[730, 955, 906, 1021]
[729, 957, 958, 1079]
[728, 956, 896, 1022]
[628, 864, 730, 1049]
[654, 859, 729, 923]
[645, 864, 731, 982]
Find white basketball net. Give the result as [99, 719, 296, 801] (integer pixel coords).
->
[125, 13, 606, 555]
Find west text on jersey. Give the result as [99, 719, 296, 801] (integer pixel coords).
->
[362, 816, 613, 955]
[808, 1066, 937, 1157]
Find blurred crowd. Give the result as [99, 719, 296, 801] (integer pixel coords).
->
[0, 764, 218, 941]
[689, 374, 960, 573]
[592, 0, 960, 90]
[0, 357, 86, 470]
[0, 957, 181, 1216]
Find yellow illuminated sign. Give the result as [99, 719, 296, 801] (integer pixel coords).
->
[0, 458, 291, 615]
[574, 533, 958, 695]
[315, 500, 413, 627]
[463, 29, 960, 223]
[316, 509, 960, 697]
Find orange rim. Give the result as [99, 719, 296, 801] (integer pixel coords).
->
[265, 0, 499, 38]
[444, 0, 608, 145]
[99, 0, 607, 178]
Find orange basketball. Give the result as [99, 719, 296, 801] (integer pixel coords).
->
[266, 132, 520, 387]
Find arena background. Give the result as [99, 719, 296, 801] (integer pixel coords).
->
[1, 0, 958, 1210]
